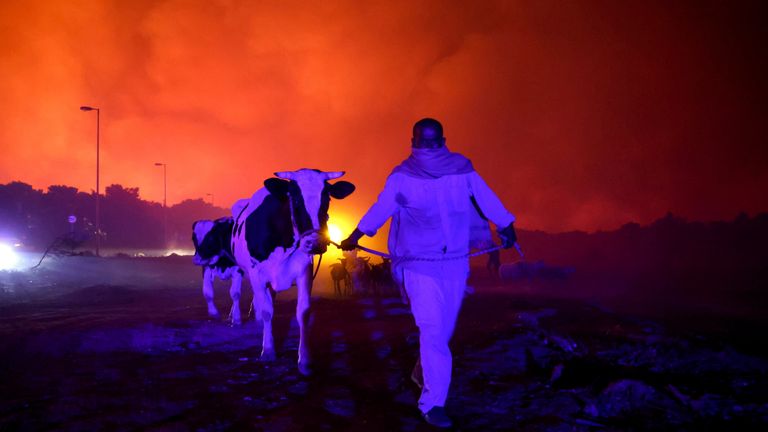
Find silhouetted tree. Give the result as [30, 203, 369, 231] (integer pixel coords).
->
[102, 184, 162, 248]
[0, 182, 44, 245]
[168, 198, 229, 247]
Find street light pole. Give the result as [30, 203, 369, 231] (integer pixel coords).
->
[80, 106, 101, 257]
[154, 163, 167, 248]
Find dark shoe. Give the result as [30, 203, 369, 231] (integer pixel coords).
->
[423, 406, 453, 428]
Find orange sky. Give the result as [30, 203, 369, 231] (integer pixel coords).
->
[1, 0, 766, 232]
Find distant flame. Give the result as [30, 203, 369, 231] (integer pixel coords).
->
[165, 248, 193, 257]
[327, 223, 343, 244]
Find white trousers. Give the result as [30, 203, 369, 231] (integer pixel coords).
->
[404, 268, 466, 413]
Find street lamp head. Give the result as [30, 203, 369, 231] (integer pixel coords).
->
[79, 106, 97, 111]
[154, 162, 164, 166]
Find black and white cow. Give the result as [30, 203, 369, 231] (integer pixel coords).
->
[231, 168, 354, 375]
[192, 217, 244, 323]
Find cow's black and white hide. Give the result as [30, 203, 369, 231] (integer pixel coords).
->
[192, 217, 245, 323]
[231, 168, 355, 375]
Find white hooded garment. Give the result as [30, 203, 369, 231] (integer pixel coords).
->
[356, 145, 517, 413]
[357, 146, 515, 281]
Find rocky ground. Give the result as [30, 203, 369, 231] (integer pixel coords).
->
[1, 255, 767, 431]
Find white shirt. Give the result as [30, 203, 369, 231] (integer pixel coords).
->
[358, 171, 515, 279]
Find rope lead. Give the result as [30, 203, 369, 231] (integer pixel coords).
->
[329, 241, 523, 262]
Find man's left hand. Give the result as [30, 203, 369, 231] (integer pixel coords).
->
[498, 223, 517, 249]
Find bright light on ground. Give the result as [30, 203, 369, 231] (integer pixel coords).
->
[327, 223, 343, 244]
[165, 248, 194, 257]
[0, 243, 19, 270]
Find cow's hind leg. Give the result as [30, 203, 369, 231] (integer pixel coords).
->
[295, 266, 313, 376]
[202, 268, 221, 320]
[228, 270, 244, 325]
[251, 273, 276, 361]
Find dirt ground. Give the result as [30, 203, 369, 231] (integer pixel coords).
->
[1, 255, 767, 431]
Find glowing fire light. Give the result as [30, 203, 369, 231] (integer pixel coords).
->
[327, 223, 343, 244]
[0, 243, 19, 271]
[165, 248, 193, 257]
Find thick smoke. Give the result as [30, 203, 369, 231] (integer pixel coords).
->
[1, 0, 766, 232]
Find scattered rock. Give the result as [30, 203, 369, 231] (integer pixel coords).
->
[550, 363, 565, 383]
[586, 379, 658, 418]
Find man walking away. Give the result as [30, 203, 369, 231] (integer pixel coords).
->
[341, 118, 518, 428]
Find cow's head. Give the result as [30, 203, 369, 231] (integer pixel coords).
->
[264, 168, 355, 254]
[192, 218, 232, 266]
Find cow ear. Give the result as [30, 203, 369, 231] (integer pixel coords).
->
[264, 178, 290, 199]
[328, 181, 355, 199]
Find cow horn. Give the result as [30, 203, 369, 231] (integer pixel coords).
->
[274, 171, 295, 180]
[323, 171, 345, 180]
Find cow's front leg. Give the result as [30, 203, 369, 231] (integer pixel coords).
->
[229, 271, 243, 326]
[296, 264, 313, 375]
[202, 268, 220, 319]
[228, 270, 244, 325]
[251, 273, 276, 361]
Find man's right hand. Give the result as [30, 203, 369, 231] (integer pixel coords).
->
[339, 228, 365, 251]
